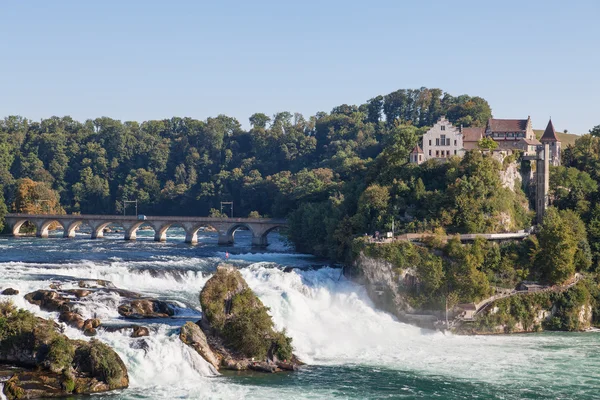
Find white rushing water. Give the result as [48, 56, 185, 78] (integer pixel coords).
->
[0, 237, 599, 399]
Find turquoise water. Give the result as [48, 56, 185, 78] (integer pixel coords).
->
[0, 230, 598, 399]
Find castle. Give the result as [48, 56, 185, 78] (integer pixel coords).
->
[409, 116, 561, 225]
[410, 116, 561, 167]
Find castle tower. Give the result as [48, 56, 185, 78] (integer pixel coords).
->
[409, 144, 424, 165]
[540, 119, 561, 166]
[536, 143, 550, 224]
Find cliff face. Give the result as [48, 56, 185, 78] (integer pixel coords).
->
[351, 252, 594, 334]
[351, 253, 439, 328]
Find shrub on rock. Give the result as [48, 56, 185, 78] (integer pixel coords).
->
[196, 265, 298, 368]
[0, 300, 129, 399]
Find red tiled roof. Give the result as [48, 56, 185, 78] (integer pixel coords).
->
[487, 118, 529, 132]
[410, 144, 424, 154]
[522, 138, 541, 145]
[462, 127, 485, 142]
[540, 119, 559, 142]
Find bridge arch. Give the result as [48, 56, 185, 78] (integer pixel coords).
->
[180, 223, 215, 245]
[10, 218, 34, 236]
[90, 221, 145, 240]
[251, 224, 286, 247]
[151, 221, 190, 242]
[37, 219, 66, 238]
[226, 223, 255, 238]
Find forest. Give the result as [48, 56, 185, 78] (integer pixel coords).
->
[1, 87, 600, 312]
[0, 87, 490, 231]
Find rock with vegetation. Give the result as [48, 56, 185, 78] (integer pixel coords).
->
[0, 300, 128, 399]
[456, 282, 593, 334]
[180, 265, 300, 373]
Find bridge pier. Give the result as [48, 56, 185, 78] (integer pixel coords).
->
[218, 233, 234, 246]
[251, 235, 268, 248]
[123, 222, 142, 240]
[63, 221, 83, 238]
[35, 220, 49, 238]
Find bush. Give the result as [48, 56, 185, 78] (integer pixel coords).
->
[47, 335, 75, 373]
[77, 339, 126, 389]
[222, 289, 274, 359]
[273, 329, 293, 361]
[201, 266, 295, 361]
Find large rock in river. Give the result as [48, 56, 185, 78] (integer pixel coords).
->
[118, 299, 175, 319]
[180, 264, 300, 373]
[0, 300, 128, 399]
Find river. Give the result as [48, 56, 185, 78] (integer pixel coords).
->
[0, 228, 598, 399]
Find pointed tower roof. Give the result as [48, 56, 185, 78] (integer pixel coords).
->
[540, 119, 559, 142]
[410, 144, 424, 154]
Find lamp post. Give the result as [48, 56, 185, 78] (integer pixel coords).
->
[220, 201, 233, 218]
[123, 199, 138, 216]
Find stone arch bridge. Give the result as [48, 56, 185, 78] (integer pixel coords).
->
[4, 214, 287, 247]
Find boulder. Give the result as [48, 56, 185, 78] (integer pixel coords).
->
[81, 318, 101, 337]
[59, 311, 85, 329]
[84, 327, 98, 337]
[131, 326, 150, 338]
[0, 306, 128, 399]
[179, 322, 220, 369]
[118, 299, 174, 319]
[1, 288, 19, 296]
[84, 318, 101, 329]
[25, 290, 71, 312]
[65, 289, 92, 298]
[180, 264, 300, 373]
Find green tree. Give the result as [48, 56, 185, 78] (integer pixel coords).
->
[477, 137, 498, 150]
[535, 208, 581, 284]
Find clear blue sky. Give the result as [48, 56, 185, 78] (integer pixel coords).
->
[1, 0, 598, 133]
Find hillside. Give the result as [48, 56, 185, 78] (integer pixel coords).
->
[534, 129, 579, 146]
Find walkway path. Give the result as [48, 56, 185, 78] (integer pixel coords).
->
[458, 273, 584, 322]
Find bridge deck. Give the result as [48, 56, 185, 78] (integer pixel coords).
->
[5, 213, 287, 224]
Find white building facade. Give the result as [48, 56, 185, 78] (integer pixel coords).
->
[421, 116, 464, 160]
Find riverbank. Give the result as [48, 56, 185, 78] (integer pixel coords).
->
[348, 238, 599, 335]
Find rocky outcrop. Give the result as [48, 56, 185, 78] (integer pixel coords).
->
[1, 288, 19, 296]
[25, 283, 175, 338]
[131, 326, 150, 338]
[350, 252, 442, 329]
[180, 322, 220, 369]
[454, 284, 594, 335]
[118, 299, 175, 319]
[0, 301, 128, 399]
[25, 290, 70, 312]
[180, 265, 301, 373]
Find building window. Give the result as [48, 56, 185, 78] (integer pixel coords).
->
[419, 155, 422, 161]
[429, 150, 431, 156]
[436, 150, 439, 157]
[429, 139, 432, 146]
[454, 150, 457, 155]
[441, 125, 446, 131]
[440, 135, 446, 146]
[454, 140, 457, 146]
[436, 138, 440, 146]
[446, 138, 450, 146]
